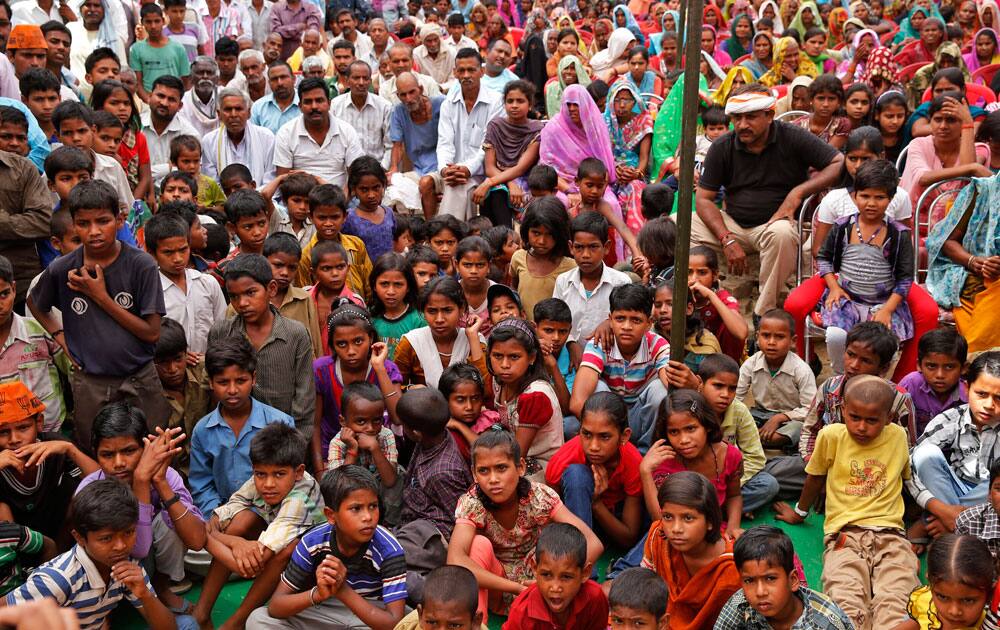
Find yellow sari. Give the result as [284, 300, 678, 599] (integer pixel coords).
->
[759, 36, 820, 86]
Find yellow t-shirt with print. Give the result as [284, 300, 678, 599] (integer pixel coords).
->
[906, 585, 987, 630]
[804, 422, 910, 535]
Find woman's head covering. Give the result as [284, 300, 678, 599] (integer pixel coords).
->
[726, 13, 754, 59]
[702, 24, 734, 66]
[788, 1, 824, 38]
[911, 41, 972, 100]
[759, 36, 819, 86]
[756, 0, 785, 33]
[523, 8, 550, 38]
[980, 0, 1000, 33]
[546, 54, 592, 116]
[539, 84, 617, 183]
[827, 7, 848, 45]
[894, 4, 945, 43]
[714, 66, 754, 104]
[776, 74, 814, 114]
[555, 14, 590, 56]
[965, 28, 1000, 72]
[588, 18, 614, 54]
[701, 49, 728, 83]
[612, 4, 646, 45]
[703, 3, 728, 29]
[516, 32, 549, 111]
[742, 31, 774, 78]
[860, 46, 896, 84]
[497, 0, 523, 28]
[591, 27, 637, 75]
[604, 82, 649, 152]
[652, 72, 711, 179]
[725, 0, 756, 21]
[649, 10, 679, 54]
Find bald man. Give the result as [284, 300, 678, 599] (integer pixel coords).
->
[387, 71, 444, 216]
[378, 42, 440, 105]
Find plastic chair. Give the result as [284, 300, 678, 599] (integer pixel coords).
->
[776, 109, 809, 121]
[896, 61, 930, 83]
[879, 29, 898, 45]
[793, 196, 827, 360]
[912, 177, 972, 282]
[895, 145, 908, 174]
[972, 63, 1000, 86]
[510, 27, 524, 48]
[920, 82, 997, 106]
[893, 39, 922, 63]
[732, 53, 751, 65]
[772, 84, 788, 99]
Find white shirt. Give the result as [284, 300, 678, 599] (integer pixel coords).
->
[330, 91, 393, 167]
[445, 34, 479, 53]
[814, 186, 913, 226]
[552, 263, 632, 342]
[273, 112, 363, 187]
[201, 122, 276, 185]
[161, 268, 227, 354]
[378, 71, 441, 105]
[178, 90, 221, 139]
[436, 83, 503, 176]
[67, 23, 127, 80]
[11, 0, 61, 26]
[92, 151, 135, 212]
[330, 31, 375, 68]
[141, 112, 200, 182]
[413, 45, 456, 87]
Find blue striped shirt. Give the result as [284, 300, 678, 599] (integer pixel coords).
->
[5, 546, 149, 630]
[281, 523, 407, 604]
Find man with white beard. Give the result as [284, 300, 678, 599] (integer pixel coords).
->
[178, 56, 220, 138]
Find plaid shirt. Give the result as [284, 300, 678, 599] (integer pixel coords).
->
[713, 587, 854, 630]
[956, 502, 1000, 560]
[327, 427, 398, 477]
[400, 434, 473, 537]
[907, 405, 1000, 508]
[213, 473, 325, 553]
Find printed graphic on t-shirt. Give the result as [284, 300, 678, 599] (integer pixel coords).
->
[846, 458, 887, 497]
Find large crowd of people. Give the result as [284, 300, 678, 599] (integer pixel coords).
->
[0, 0, 997, 628]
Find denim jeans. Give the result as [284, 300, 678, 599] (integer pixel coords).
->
[595, 378, 669, 454]
[911, 441, 989, 507]
[741, 471, 781, 513]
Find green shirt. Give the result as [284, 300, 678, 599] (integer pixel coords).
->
[128, 40, 191, 91]
[374, 308, 425, 360]
[197, 174, 227, 209]
[0, 522, 43, 596]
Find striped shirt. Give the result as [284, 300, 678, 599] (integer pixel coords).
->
[0, 314, 71, 431]
[580, 331, 670, 403]
[213, 472, 325, 553]
[5, 546, 150, 630]
[327, 426, 398, 476]
[330, 92, 394, 166]
[282, 523, 407, 604]
[713, 586, 853, 629]
[0, 522, 43, 595]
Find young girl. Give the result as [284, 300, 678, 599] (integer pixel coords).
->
[875, 90, 909, 165]
[509, 198, 577, 322]
[456, 236, 496, 338]
[791, 74, 852, 150]
[636, 216, 676, 285]
[844, 82, 874, 129]
[481, 225, 518, 285]
[688, 245, 749, 363]
[639, 389, 744, 537]
[487, 318, 563, 483]
[446, 429, 603, 622]
[425, 215, 465, 277]
[895, 534, 995, 630]
[651, 279, 721, 371]
[313, 303, 402, 473]
[90, 79, 153, 210]
[368, 252, 423, 360]
[343, 156, 395, 263]
[441, 362, 499, 461]
[638, 471, 741, 630]
[394, 275, 486, 388]
[310, 241, 365, 354]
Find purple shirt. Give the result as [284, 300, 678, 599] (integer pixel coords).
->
[269, 0, 322, 59]
[899, 370, 968, 438]
[342, 208, 395, 264]
[76, 467, 204, 559]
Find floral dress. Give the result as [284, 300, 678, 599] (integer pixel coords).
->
[606, 82, 654, 235]
[491, 378, 563, 483]
[454, 482, 561, 612]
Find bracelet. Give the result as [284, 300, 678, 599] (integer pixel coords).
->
[719, 231, 734, 243]
[162, 495, 181, 509]
[309, 586, 320, 606]
[968, 254, 979, 270]
[174, 508, 190, 521]
[793, 504, 809, 519]
[723, 239, 737, 249]
[384, 390, 399, 398]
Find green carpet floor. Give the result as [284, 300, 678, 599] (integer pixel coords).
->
[111, 506, 838, 629]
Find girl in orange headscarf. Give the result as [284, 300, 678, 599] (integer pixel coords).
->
[827, 6, 848, 46]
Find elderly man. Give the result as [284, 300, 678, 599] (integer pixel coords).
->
[270, 0, 321, 60]
[273, 76, 363, 187]
[141, 74, 199, 182]
[202, 87, 275, 186]
[179, 56, 220, 138]
[250, 61, 299, 134]
[67, 0, 127, 80]
[693, 85, 844, 316]
[368, 18, 391, 65]
[481, 38, 516, 93]
[378, 42, 439, 105]
[227, 48, 269, 102]
[262, 32, 283, 64]
[388, 71, 443, 216]
[289, 28, 331, 74]
[413, 23, 454, 90]
[434, 48, 502, 220]
[331, 60, 391, 166]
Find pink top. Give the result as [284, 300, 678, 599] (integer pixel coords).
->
[900, 135, 991, 216]
[652, 443, 743, 506]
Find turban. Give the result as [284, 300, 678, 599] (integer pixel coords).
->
[724, 91, 777, 114]
[419, 24, 442, 41]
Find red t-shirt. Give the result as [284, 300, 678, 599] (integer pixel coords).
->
[503, 579, 609, 630]
[544, 436, 643, 510]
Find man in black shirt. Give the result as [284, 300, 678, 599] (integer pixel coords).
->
[693, 84, 844, 316]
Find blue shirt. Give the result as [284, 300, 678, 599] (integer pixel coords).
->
[0, 97, 51, 172]
[389, 96, 443, 176]
[250, 93, 301, 135]
[188, 398, 295, 514]
[557, 344, 576, 392]
[481, 69, 518, 94]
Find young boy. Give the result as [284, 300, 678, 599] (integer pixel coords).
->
[77, 401, 207, 615]
[736, 308, 817, 451]
[311, 240, 366, 335]
[393, 215, 414, 254]
[504, 522, 608, 630]
[535, 297, 574, 426]
[28, 179, 170, 453]
[163, 0, 205, 62]
[214, 189, 270, 279]
[394, 565, 487, 630]
[258, 233, 324, 358]
[899, 327, 968, 436]
[188, 334, 295, 515]
[146, 212, 226, 355]
[91, 112, 125, 157]
[407, 244, 441, 293]
[327, 382, 401, 526]
[275, 171, 318, 248]
[554, 211, 631, 348]
[527, 163, 567, 207]
[154, 318, 212, 471]
[715, 525, 853, 630]
[209, 253, 316, 438]
[193, 423, 325, 630]
[775, 375, 920, 629]
[5, 479, 181, 630]
[569, 284, 670, 453]
[607, 568, 668, 630]
[157, 199, 211, 271]
[297, 184, 373, 302]
[956, 459, 1000, 562]
[160, 170, 198, 206]
[83, 47, 122, 95]
[660, 104, 729, 182]
[486, 283, 524, 328]
[252, 464, 406, 628]
[129, 3, 191, 101]
[19, 66, 60, 142]
[169, 134, 227, 212]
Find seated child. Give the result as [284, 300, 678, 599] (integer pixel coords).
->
[818, 159, 914, 371]
[736, 308, 817, 451]
[343, 156, 396, 263]
[262, 232, 324, 358]
[249, 465, 407, 630]
[688, 245, 749, 363]
[192, 423, 325, 630]
[5, 479, 181, 630]
[481, 225, 518, 286]
[169, 134, 227, 212]
[297, 184, 373, 302]
[533, 298, 574, 428]
[636, 216, 676, 285]
[897, 534, 995, 630]
[0, 381, 96, 541]
[0, 520, 54, 597]
[791, 74, 850, 149]
[392, 565, 487, 630]
[274, 171, 318, 248]
[441, 363, 500, 461]
[153, 318, 212, 473]
[424, 214, 465, 277]
[650, 278, 721, 371]
[188, 334, 295, 515]
[406, 244, 441, 293]
[487, 283, 525, 328]
[774, 375, 920, 629]
[640, 471, 741, 630]
[310, 240, 366, 342]
[368, 252, 424, 360]
[910, 351, 1000, 538]
[715, 525, 852, 629]
[78, 401, 206, 613]
[456, 236, 496, 337]
[526, 163, 566, 207]
[956, 460, 1000, 561]
[565, 158, 640, 266]
[326, 382, 401, 527]
[503, 523, 609, 630]
[659, 104, 729, 182]
[447, 430, 603, 623]
[638, 182, 674, 222]
[510, 198, 577, 322]
[899, 327, 968, 437]
[569, 283, 670, 453]
[607, 567, 668, 630]
[545, 392, 644, 549]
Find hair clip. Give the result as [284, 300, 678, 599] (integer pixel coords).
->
[492, 317, 535, 339]
[690, 400, 699, 414]
[488, 423, 506, 432]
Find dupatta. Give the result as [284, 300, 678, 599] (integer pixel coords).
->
[788, 0, 825, 39]
[545, 54, 591, 117]
[539, 84, 618, 184]
[964, 27, 1000, 72]
[759, 36, 819, 86]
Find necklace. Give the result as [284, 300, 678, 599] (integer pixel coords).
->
[679, 444, 723, 481]
[438, 350, 453, 357]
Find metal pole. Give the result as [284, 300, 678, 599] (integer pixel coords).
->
[669, 0, 704, 365]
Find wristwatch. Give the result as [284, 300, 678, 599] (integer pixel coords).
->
[793, 504, 809, 519]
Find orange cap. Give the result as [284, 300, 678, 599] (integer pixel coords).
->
[0, 381, 45, 425]
[6, 25, 48, 50]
